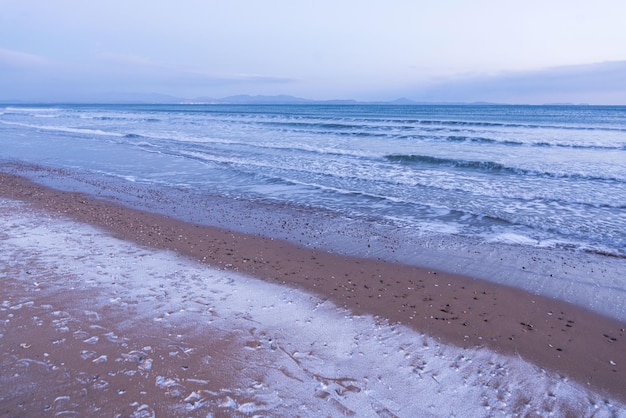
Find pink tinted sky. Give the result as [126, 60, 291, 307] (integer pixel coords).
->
[1, 0, 625, 103]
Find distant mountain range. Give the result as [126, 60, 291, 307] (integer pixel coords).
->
[1, 93, 581, 106]
[81, 93, 436, 105]
[0, 93, 501, 105]
[184, 95, 427, 105]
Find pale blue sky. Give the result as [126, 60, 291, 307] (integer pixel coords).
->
[1, 0, 625, 103]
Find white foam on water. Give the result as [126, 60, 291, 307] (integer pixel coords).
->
[1, 197, 624, 417]
[0, 120, 122, 137]
[487, 232, 539, 246]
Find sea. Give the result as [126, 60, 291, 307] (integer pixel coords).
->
[1, 103, 625, 319]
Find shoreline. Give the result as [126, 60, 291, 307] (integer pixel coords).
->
[1, 171, 625, 404]
[6, 160, 625, 322]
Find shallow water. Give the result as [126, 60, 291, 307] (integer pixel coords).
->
[1, 198, 624, 416]
[1, 104, 625, 256]
[1, 104, 625, 321]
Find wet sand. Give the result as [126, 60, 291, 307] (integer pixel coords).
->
[1, 171, 625, 414]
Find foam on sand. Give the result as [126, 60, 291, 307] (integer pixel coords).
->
[0, 198, 624, 416]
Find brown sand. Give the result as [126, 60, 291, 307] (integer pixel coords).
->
[1, 171, 625, 406]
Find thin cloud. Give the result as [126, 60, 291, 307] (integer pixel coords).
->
[0, 49, 297, 101]
[413, 61, 626, 104]
[94, 53, 295, 86]
[0, 48, 49, 70]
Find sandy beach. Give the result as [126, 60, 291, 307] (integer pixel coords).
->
[1, 171, 625, 416]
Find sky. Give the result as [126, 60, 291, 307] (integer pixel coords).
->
[1, 0, 625, 104]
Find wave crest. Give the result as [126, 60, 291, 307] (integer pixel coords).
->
[386, 154, 509, 172]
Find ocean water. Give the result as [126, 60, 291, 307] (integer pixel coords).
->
[1, 104, 625, 318]
[2, 103, 624, 254]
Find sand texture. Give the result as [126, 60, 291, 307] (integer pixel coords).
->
[1, 171, 625, 416]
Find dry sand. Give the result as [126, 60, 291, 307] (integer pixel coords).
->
[1, 171, 625, 416]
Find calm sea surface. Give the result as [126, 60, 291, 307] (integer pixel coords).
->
[2, 103, 624, 256]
